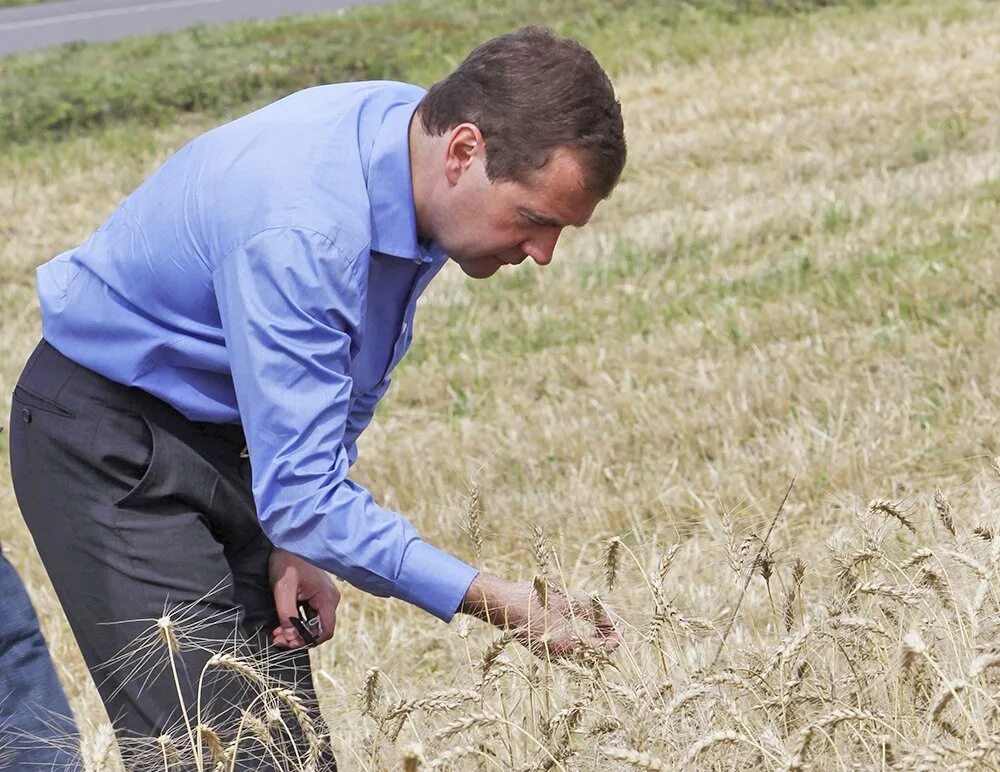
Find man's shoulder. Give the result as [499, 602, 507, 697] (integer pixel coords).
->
[303, 80, 426, 104]
[228, 80, 425, 128]
[249, 82, 426, 251]
[158, 80, 426, 266]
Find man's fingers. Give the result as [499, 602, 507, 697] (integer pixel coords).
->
[575, 594, 620, 643]
[271, 576, 301, 643]
[269, 550, 341, 648]
[271, 625, 305, 650]
[486, 578, 623, 660]
[593, 604, 619, 634]
[588, 631, 621, 653]
[309, 605, 336, 644]
[299, 586, 339, 644]
[322, 608, 337, 643]
[525, 598, 622, 659]
[311, 586, 340, 643]
[592, 603, 622, 652]
[518, 620, 584, 659]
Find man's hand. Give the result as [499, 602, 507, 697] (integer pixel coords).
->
[268, 548, 341, 650]
[459, 573, 621, 657]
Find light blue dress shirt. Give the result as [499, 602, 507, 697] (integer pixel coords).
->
[36, 81, 480, 622]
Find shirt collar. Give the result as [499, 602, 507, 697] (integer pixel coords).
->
[367, 99, 439, 264]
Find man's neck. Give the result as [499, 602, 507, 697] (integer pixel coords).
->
[408, 112, 433, 241]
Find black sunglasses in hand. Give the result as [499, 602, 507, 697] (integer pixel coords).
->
[289, 601, 322, 647]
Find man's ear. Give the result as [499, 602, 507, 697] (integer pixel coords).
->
[444, 123, 484, 186]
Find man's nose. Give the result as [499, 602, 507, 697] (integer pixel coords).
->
[523, 229, 561, 266]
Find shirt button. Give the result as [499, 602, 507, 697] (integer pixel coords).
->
[21, 408, 31, 423]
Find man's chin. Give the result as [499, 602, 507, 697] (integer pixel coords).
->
[455, 257, 503, 279]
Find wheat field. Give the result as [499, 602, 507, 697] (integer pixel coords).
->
[2, 0, 1000, 768]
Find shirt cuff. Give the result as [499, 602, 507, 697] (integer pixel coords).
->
[393, 540, 480, 622]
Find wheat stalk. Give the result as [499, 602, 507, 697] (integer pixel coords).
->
[710, 479, 794, 668]
[664, 684, 713, 719]
[782, 556, 806, 632]
[762, 624, 813, 678]
[682, 730, 745, 765]
[942, 548, 989, 580]
[275, 688, 323, 766]
[429, 745, 481, 768]
[206, 652, 267, 688]
[197, 724, 228, 768]
[722, 510, 741, 573]
[360, 667, 382, 717]
[385, 689, 480, 721]
[901, 547, 936, 570]
[856, 581, 925, 606]
[82, 722, 117, 771]
[954, 733, 1000, 770]
[934, 488, 956, 536]
[153, 732, 181, 771]
[786, 708, 876, 770]
[481, 630, 516, 679]
[602, 746, 667, 770]
[430, 712, 497, 743]
[927, 680, 967, 724]
[467, 482, 485, 562]
[868, 498, 917, 534]
[656, 543, 681, 585]
[604, 536, 623, 592]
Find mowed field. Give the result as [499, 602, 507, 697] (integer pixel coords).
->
[2, 0, 1000, 768]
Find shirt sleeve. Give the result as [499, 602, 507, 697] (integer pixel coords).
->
[344, 375, 391, 467]
[212, 227, 478, 621]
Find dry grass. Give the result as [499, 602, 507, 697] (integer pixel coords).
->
[2, 0, 1000, 768]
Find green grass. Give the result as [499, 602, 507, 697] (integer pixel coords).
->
[0, 0, 50, 7]
[0, 0, 883, 149]
[419, 215, 997, 365]
[406, 161, 999, 367]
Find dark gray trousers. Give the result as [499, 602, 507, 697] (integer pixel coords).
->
[9, 340, 336, 770]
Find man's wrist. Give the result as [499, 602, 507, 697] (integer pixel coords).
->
[459, 572, 518, 627]
[459, 572, 487, 618]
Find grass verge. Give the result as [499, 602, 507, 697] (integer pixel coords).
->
[0, 0, 885, 149]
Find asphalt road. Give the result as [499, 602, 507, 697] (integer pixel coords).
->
[0, 0, 392, 55]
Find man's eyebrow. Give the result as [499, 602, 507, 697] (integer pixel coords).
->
[521, 208, 578, 229]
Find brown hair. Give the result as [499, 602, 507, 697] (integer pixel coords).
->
[417, 26, 627, 199]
